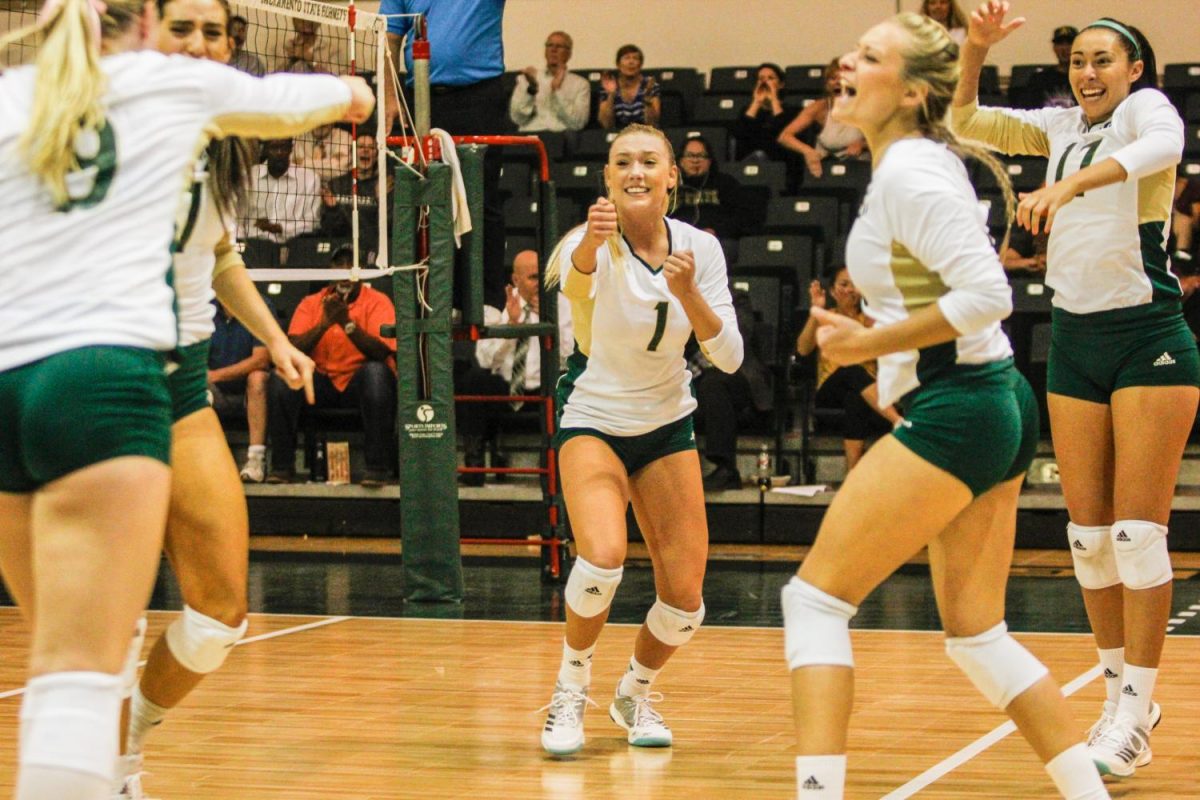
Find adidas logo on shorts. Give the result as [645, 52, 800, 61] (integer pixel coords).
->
[801, 775, 826, 791]
[1104, 668, 1119, 679]
[1122, 684, 1138, 697]
[585, 586, 602, 595]
[1153, 351, 1176, 367]
[1115, 530, 1131, 543]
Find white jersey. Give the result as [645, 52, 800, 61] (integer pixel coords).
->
[846, 138, 1013, 408]
[0, 51, 351, 371]
[175, 154, 234, 347]
[558, 218, 741, 436]
[951, 90, 1183, 314]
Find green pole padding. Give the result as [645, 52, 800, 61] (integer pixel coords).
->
[393, 163, 464, 603]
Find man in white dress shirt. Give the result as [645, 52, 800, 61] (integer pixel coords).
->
[243, 138, 321, 245]
[508, 31, 590, 133]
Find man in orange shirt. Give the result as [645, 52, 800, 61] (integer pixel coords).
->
[267, 246, 397, 486]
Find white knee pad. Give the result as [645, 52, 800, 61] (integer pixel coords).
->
[781, 576, 857, 670]
[944, 621, 1048, 710]
[1112, 520, 1172, 590]
[20, 671, 122, 781]
[1067, 523, 1121, 590]
[119, 616, 148, 699]
[165, 605, 247, 675]
[645, 597, 705, 647]
[563, 557, 623, 619]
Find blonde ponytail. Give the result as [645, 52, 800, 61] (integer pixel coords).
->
[894, 11, 1016, 252]
[0, 0, 143, 207]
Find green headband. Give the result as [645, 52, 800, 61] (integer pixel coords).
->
[1085, 19, 1142, 61]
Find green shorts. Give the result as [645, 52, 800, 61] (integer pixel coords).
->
[168, 339, 213, 422]
[892, 360, 1038, 497]
[1048, 302, 1200, 403]
[555, 415, 697, 476]
[0, 346, 172, 492]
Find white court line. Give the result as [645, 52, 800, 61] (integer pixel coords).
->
[0, 615, 350, 702]
[879, 665, 1103, 800]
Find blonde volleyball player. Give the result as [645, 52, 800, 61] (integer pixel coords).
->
[111, 0, 367, 795]
[539, 124, 743, 755]
[782, 13, 1107, 799]
[952, 2, 1198, 778]
[0, 1, 373, 797]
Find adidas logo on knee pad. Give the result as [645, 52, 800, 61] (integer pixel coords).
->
[1114, 529, 1131, 542]
[585, 586, 602, 595]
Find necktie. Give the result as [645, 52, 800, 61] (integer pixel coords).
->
[509, 304, 532, 410]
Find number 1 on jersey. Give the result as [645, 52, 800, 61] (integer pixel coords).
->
[646, 301, 669, 351]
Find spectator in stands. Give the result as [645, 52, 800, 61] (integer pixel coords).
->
[1174, 176, 1199, 266]
[268, 17, 347, 74]
[509, 30, 590, 132]
[320, 133, 391, 253]
[696, 289, 775, 491]
[796, 269, 901, 471]
[227, 15, 265, 77]
[208, 300, 272, 482]
[455, 249, 574, 486]
[733, 63, 795, 161]
[777, 58, 866, 180]
[293, 123, 353, 182]
[920, 0, 967, 45]
[597, 44, 661, 130]
[670, 135, 749, 241]
[382, 0, 510, 310]
[267, 246, 397, 487]
[1010, 25, 1077, 109]
[243, 138, 321, 244]
[1001, 224, 1048, 274]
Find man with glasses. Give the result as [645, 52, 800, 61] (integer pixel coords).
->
[509, 31, 590, 132]
[670, 135, 748, 242]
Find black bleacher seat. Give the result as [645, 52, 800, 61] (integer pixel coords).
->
[732, 160, 787, 198]
[1181, 161, 1200, 181]
[1185, 124, 1200, 157]
[1010, 278, 1054, 313]
[978, 194, 1008, 232]
[979, 65, 1001, 96]
[505, 235, 537, 267]
[735, 234, 816, 286]
[498, 160, 532, 200]
[1164, 63, 1200, 92]
[239, 238, 281, 268]
[256, 278, 314, 327]
[502, 196, 540, 235]
[784, 64, 828, 96]
[664, 126, 729, 162]
[285, 236, 349, 267]
[658, 92, 686, 127]
[730, 274, 794, 365]
[555, 197, 581, 237]
[708, 65, 759, 95]
[550, 161, 605, 204]
[573, 128, 620, 160]
[1004, 156, 1048, 192]
[690, 94, 746, 127]
[532, 131, 566, 162]
[1186, 94, 1200, 124]
[1008, 64, 1045, 91]
[798, 160, 871, 203]
[763, 196, 840, 244]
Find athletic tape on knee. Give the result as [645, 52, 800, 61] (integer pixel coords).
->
[20, 671, 121, 781]
[165, 605, 247, 675]
[944, 621, 1048, 710]
[645, 597, 705, 647]
[563, 557, 623, 618]
[119, 616, 148, 699]
[1111, 520, 1172, 590]
[1067, 522, 1121, 590]
[782, 577, 857, 670]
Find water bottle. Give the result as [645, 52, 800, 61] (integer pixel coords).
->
[756, 444, 771, 492]
[311, 434, 328, 483]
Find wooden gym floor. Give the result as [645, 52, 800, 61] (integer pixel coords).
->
[0, 545, 1198, 798]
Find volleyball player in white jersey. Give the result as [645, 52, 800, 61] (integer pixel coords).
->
[108, 0, 362, 795]
[951, 2, 1198, 778]
[0, 1, 373, 796]
[538, 123, 743, 755]
[781, 13, 1108, 799]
